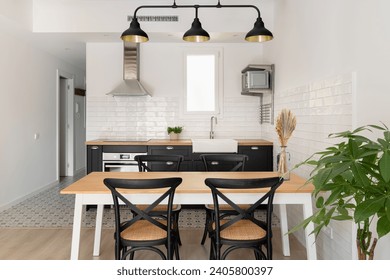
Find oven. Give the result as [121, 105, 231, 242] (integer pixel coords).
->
[102, 152, 146, 172]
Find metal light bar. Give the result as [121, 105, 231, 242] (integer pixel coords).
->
[121, 0, 273, 43]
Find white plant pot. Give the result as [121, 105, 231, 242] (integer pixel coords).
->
[169, 133, 180, 140]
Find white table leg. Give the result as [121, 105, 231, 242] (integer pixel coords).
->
[278, 204, 291, 256]
[302, 196, 317, 260]
[70, 194, 84, 260]
[93, 204, 104, 257]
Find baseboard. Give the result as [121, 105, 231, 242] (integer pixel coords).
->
[0, 180, 59, 212]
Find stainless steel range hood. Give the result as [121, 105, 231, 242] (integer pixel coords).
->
[107, 43, 151, 96]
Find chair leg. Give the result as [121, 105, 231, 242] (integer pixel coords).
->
[209, 238, 215, 260]
[115, 241, 122, 260]
[267, 239, 273, 260]
[175, 212, 182, 246]
[129, 251, 135, 260]
[215, 243, 221, 260]
[254, 250, 260, 260]
[201, 209, 211, 245]
[175, 240, 181, 260]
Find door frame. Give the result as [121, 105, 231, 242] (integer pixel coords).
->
[56, 69, 75, 179]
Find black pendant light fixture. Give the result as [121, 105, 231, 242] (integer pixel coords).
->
[245, 17, 273, 42]
[122, 0, 273, 43]
[183, 6, 210, 42]
[121, 17, 149, 43]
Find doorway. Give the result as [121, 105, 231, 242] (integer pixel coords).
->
[57, 70, 74, 178]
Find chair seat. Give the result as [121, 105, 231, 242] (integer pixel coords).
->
[213, 220, 267, 241]
[136, 204, 181, 212]
[121, 220, 167, 241]
[205, 204, 251, 211]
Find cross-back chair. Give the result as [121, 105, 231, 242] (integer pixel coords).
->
[200, 154, 249, 172]
[135, 154, 184, 172]
[204, 177, 283, 260]
[199, 153, 249, 245]
[103, 177, 182, 260]
[134, 154, 184, 245]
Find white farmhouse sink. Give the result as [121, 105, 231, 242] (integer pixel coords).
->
[192, 139, 238, 153]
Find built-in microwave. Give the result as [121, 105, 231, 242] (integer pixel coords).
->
[242, 70, 270, 92]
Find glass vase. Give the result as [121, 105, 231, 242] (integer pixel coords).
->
[277, 146, 291, 180]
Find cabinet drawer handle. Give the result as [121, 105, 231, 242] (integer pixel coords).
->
[166, 161, 174, 166]
[91, 146, 99, 150]
[251, 146, 259, 150]
[166, 146, 174, 150]
[211, 161, 219, 165]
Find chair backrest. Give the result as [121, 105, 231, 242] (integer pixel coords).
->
[103, 177, 182, 252]
[204, 177, 283, 239]
[200, 154, 249, 172]
[134, 155, 184, 172]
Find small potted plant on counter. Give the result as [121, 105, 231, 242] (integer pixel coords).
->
[167, 126, 183, 140]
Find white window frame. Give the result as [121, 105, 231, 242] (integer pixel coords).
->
[180, 47, 223, 119]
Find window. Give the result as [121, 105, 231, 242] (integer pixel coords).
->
[182, 48, 222, 117]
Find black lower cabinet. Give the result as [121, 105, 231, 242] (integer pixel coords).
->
[87, 144, 273, 173]
[87, 145, 102, 173]
[238, 145, 273, 171]
[192, 147, 273, 172]
[147, 145, 193, 171]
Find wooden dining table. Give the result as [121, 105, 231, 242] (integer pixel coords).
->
[60, 171, 317, 260]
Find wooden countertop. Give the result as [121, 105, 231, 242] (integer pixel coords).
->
[86, 139, 273, 146]
[147, 139, 193, 145]
[85, 140, 149, 145]
[235, 139, 273, 146]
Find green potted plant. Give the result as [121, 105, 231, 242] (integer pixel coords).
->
[167, 126, 183, 140]
[291, 124, 390, 260]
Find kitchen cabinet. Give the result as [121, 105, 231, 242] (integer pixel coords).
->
[87, 145, 103, 173]
[192, 145, 273, 172]
[238, 145, 273, 171]
[147, 145, 193, 171]
[86, 140, 273, 173]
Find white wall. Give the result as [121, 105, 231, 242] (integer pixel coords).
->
[0, 0, 32, 29]
[0, 17, 85, 209]
[263, 73, 354, 259]
[263, 0, 390, 259]
[86, 42, 266, 140]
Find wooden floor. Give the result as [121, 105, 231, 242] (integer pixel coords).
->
[0, 227, 306, 260]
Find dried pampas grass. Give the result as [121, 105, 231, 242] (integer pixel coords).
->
[276, 109, 296, 180]
[276, 109, 297, 147]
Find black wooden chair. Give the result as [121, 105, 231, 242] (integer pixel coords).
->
[205, 177, 283, 260]
[199, 153, 249, 245]
[200, 154, 249, 172]
[135, 154, 184, 172]
[103, 177, 182, 260]
[134, 154, 184, 245]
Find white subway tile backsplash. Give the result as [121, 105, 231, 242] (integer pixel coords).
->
[86, 95, 262, 140]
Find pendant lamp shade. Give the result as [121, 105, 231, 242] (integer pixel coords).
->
[183, 17, 210, 42]
[121, 18, 149, 43]
[245, 17, 273, 42]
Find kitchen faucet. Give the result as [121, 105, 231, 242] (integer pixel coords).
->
[210, 116, 217, 139]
